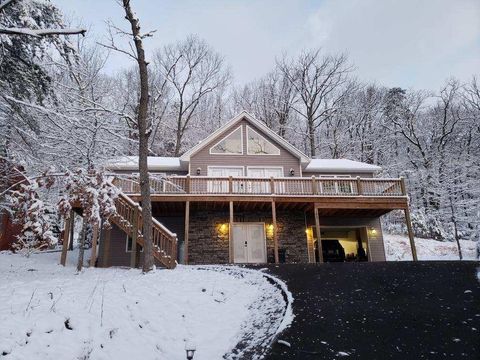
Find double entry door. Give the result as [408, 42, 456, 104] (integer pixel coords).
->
[232, 223, 267, 263]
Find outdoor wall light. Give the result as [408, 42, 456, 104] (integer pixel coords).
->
[196, 167, 201, 175]
[266, 224, 274, 238]
[289, 168, 295, 176]
[218, 223, 229, 235]
[185, 342, 196, 360]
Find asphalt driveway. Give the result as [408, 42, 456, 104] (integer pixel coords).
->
[259, 262, 480, 359]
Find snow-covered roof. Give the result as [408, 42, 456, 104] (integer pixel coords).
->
[304, 159, 382, 173]
[104, 156, 186, 171]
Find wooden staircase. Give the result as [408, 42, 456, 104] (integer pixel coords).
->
[112, 192, 177, 269]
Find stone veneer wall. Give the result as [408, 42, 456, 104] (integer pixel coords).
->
[187, 209, 230, 264]
[187, 209, 309, 264]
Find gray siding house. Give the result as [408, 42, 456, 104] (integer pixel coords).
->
[97, 111, 416, 268]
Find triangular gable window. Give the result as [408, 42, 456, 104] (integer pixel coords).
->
[209, 126, 243, 155]
[247, 126, 280, 155]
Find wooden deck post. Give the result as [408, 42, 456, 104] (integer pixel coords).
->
[60, 210, 73, 266]
[272, 201, 279, 263]
[356, 176, 363, 195]
[228, 176, 233, 193]
[184, 201, 190, 264]
[229, 201, 234, 263]
[400, 177, 407, 195]
[400, 177, 417, 261]
[185, 175, 191, 194]
[314, 207, 324, 263]
[89, 221, 99, 267]
[130, 207, 139, 268]
[102, 228, 111, 268]
[404, 205, 418, 261]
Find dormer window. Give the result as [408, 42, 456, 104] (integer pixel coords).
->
[246, 126, 280, 155]
[209, 126, 243, 155]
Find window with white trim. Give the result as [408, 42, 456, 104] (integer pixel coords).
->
[125, 235, 143, 252]
[126, 235, 133, 252]
[319, 175, 353, 194]
[246, 126, 280, 155]
[209, 126, 243, 155]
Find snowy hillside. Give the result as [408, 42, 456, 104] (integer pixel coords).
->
[384, 234, 478, 261]
[0, 251, 290, 360]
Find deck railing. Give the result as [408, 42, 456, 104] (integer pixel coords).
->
[113, 192, 177, 268]
[112, 175, 406, 197]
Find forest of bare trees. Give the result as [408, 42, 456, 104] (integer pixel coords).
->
[1, 0, 479, 256]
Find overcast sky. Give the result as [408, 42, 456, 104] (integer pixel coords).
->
[55, 0, 480, 90]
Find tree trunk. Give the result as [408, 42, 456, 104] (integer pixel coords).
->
[308, 116, 316, 157]
[77, 218, 87, 272]
[450, 198, 463, 260]
[122, 0, 154, 272]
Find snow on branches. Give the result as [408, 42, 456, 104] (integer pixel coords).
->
[58, 168, 118, 227]
[8, 172, 57, 253]
[8, 168, 118, 253]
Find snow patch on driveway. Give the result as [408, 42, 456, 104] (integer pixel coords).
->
[0, 252, 287, 360]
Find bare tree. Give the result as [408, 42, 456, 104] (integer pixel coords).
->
[120, 0, 154, 272]
[155, 35, 230, 156]
[278, 50, 353, 157]
[234, 69, 297, 138]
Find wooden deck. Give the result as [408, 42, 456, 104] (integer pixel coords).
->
[111, 175, 417, 263]
[112, 175, 408, 206]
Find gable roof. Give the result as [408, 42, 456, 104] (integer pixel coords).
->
[305, 159, 381, 173]
[179, 111, 310, 164]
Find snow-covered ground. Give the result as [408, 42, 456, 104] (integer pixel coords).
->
[384, 234, 478, 261]
[0, 251, 290, 360]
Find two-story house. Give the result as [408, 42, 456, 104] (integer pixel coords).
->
[74, 111, 416, 269]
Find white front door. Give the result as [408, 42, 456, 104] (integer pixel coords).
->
[232, 223, 267, 263]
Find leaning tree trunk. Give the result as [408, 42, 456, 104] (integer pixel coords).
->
[122, 0, 154, 272]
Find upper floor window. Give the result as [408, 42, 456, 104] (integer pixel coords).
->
[209, 126, 243, 155]
[247, 126, 280, 155]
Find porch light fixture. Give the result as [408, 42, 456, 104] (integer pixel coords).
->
[196, 167, 201, 175]
[218, 223, 229, 235]
[266, 224, 274, 238]
[185, 342, 196, 360]
[289, 168, 295, 176]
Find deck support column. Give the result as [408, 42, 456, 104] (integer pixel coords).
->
[89, 222, 99, 267]
[60, 209, 73, 266]
[314, 207, 324, 263]
[272, 201, 279, 264]
[400, 177, 417, 261]
[184, 201, 190, 264]
[404, 205, 418, 261]
[102, 228, 111, 267]
[229, 201, 234, 263]
[130, 207, 139, 268]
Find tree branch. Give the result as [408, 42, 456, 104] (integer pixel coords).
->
[0, 27, 86, 37]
